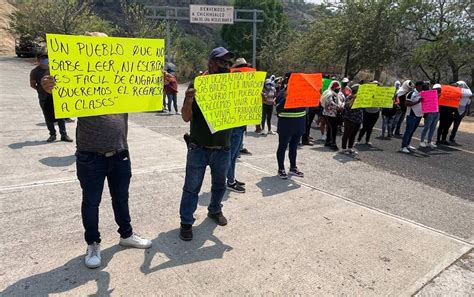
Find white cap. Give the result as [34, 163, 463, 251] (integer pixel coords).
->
[342, 78, 350, 83]
[433, 84, 441, 89]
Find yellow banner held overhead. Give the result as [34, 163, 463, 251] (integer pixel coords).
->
[351, 84, 395, 109]
[194, 71, 267, 133]
[46, 34, 165, 118]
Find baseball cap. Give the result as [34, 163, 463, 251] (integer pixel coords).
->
[342, 78, 349, 83]
[432, 84, 441, 89]
[209, 47, 234, 60]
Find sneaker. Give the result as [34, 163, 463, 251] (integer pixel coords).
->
[408, 145, 416, 150]
[119, 233, 152, 249]
[46, 135, 56, 142]
[258, 130, 265, 135]
[65, 118, 75, 123]
[239, 148, 252, 155]
[85, 242, 101, 269]
[179, 224, 193, 241]
[175, 111, 181, 115]
[400, 147, 410, 154]
[61, 135, 73, 142]
[449, 139, 457, 145]
[301, 141, 313, 146]
[366, 141, 373, 146]
[267, 130, 275, 135]
[277, 170, 288, 179]
[227, 182, 245, 193]
[350, 148, 359, 155]
[330, 144, 339, 151]
[321, 134, 327, 141]
[341, 149, 351, 155]
[419, 141, 427, 148]
[208, 212, 228, 226]
[289, 167, 304, 177]
[429, 142, 437, 148]
[235, 180, 245, 186]
[439, 140, 450, 145]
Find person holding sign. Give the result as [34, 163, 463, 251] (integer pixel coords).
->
[341, 84, 363, 155]
[394, 80, 415, 136]
[356, 82, 381, 146]
[436, 85, 458, 145]
[29, 50, 73, 143]
[419, 85, 441, 148]
[320, 81, 344, 151]
[449, 81, 472, 144]
[261, 78, 277, 134]
[401, 81, 424, 153]
[275, 72, 306, 179]
[41, 32, 152, 269]
[179, 47, 235, 241]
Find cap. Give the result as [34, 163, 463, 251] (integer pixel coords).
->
[232, 57, 250, 68]
[342, 78, 349, 83]
[432, 84, 441, 89]
[209, 47, 234, 60]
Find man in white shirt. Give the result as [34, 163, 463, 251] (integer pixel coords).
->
[401, 81, 424, 153]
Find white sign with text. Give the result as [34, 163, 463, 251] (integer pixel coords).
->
[190, 5, 234, 24]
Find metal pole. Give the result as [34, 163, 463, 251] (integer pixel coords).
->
[165, 9, 170, 62]
[252, 9, 257, 68]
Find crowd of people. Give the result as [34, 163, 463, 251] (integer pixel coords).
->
[31, 37, 471, 270]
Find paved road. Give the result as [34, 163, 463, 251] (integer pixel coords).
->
[1, 56, 473, 295]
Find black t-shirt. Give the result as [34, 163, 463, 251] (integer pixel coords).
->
[30, 66, 50, 102]
[398, 93, 407, 112]
[187, 82, 231, 147]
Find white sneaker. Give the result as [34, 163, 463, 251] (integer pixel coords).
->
[175, 111, 181, 115]
[321, 134, 327, 141]
[267, 130, 275, 135]
[366, 141, 373, 145]
[429, 142, 437, 148]
[119, 233, 152, 249]
[350, 148, 359, 155]
[419, 141, 427, 148]
[85, 242, 101, 269]
[408, 145, 416, 150]
[401, 147, 410, 153]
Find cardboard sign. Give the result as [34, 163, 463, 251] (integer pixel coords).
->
[352, 84, 395, 108]
[284, 73, 323, 109]
[322, 78, 331, 92]
[438, 85, 462, 108]
[421, 90, 439, 113]
[230, 67, 256, 73]
[194, 71, 267, 133]
[46, 34, 165, 118]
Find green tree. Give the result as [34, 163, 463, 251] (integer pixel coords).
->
[8, 0, 113, 41]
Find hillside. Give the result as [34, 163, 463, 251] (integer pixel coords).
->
[0, 0, 16, 56]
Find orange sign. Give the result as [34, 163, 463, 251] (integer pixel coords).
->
[284, 73, 323, 109]
[230, 67, 256, 73]
[438, 85, 462, 108]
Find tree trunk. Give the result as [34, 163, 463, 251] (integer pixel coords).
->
[373, 65, 383, 82]
[343, 46, 351, 77]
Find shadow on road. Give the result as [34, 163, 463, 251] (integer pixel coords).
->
[39, 155, 76, 167]
[198, 190, 230, 207]
[140, 218, 232, 275]
[8, 140, 48, 149]
[0, 245, 123, 296]
[255, 176, 301, 197]
[333, 153, 360, 164]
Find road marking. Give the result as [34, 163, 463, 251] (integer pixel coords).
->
[241, 160, 474, 246]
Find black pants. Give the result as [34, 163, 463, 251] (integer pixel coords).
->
[324, 115, 339, 146]
[261, 104, 273, 131]
[358, 111, 379, 142]
[39, 97, 67, 137]
[450, 110, 465, 141]
[277, 133, 301, 170]
[342, 119, 361, 149]
[302, 108, 318, 143]
[437, 106, 456, 142]
[394, 109, 406, 134]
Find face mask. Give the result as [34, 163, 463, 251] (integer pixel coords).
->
[40, 58, 49, 65]
[334, 88, 340, 94]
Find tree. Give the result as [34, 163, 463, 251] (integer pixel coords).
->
[8, 0, 113, 41]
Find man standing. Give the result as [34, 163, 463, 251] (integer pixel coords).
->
[179, 47, 234, 241]
[401, 81, 424, 153]
[41, 32, 151, 269]
[30, 51, 72, 143]
[164, 68, 180, 114]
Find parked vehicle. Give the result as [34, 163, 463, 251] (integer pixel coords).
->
[15, 36, 42, 57]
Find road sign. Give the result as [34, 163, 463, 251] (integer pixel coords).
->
[190, 5, 234, 24]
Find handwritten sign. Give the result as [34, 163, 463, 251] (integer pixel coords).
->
[230, 67, 256, 73]
[438, 85, 462, 108]
[284, 73, 322, 109]
[421, 90, 439, 113]
[46, 34, 165, 118]
[322, 78, 331, 92]
[194, 71, 267, 133]
[352, 85, 394, 108]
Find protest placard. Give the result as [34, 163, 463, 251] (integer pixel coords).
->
[194, 71, 267, 133]
[284, 73, 322, 109]
[438, 85, 462, 108]
[421, 90, 439, 113]
[352, 84, 394, 108]
[46, 34, 165, 118]
[322, 78, 331, 92]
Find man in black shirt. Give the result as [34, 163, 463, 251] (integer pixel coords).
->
[179, 47, 234, 241]
[30, 52, 72, 142]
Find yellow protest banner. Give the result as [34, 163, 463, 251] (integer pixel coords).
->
[194, 71, 267, 133]
[46, 34, 165, 118]
[352, 84, 395, 108]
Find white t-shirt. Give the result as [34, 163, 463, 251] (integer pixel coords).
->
[406, 89, 423, 117]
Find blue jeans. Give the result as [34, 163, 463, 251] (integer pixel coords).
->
[227, 127, 245, 184]
[167, 93, 178, 112]
[401, 114, 421, 148]
[180, 144, 231, 225]
[277, 133, 301, 170]
[382, 115, 394, 136]
[76, 150, 133, 244]
[420, 112, 439, 142]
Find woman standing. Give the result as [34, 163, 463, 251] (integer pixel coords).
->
[341, 84, 363, 155]
[420, 84, 441, 148]
[261, 78, 276, 134]
[320, 81, 344, 150]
